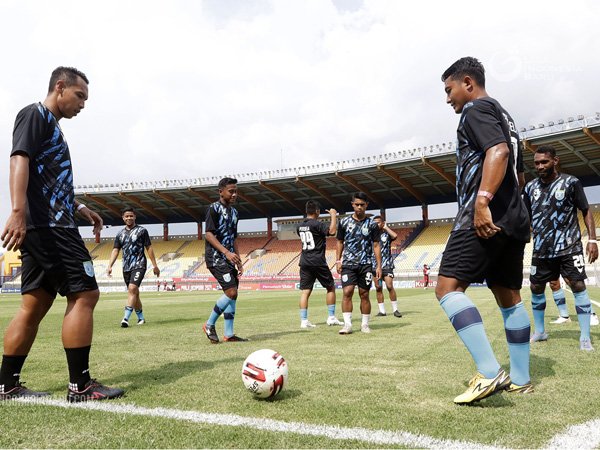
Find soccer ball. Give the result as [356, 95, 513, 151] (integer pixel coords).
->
[241, 349, 288, 399]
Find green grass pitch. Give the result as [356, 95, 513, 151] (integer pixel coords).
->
[1, 286, 600, 448]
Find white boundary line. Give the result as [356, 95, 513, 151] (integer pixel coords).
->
[16, 398, 502, 449]
[544, 418, 600, 450]
[563, 286, 600, 307]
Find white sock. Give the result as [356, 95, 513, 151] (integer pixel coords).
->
[391, 301, 398, 312]
[343, 312, 352, 326]
[362, 314, 370, 326]
[378, 303, 386, 314]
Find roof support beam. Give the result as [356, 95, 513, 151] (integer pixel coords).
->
[236, 191, 271, 217]
[83, 193, 123, 219]
[376, 165, 426, 204]
[258, 181, 305, 214]
[558, 139, 600, 177]
[334, 172, 385, 206]
[187, 188, 214, 204]
[583, 127, 600, 147]
[295, 177, 344, 211]
[152, 190, 203, 222]
[119, 192, 167, 222]
[420, 158, 456, 188]
[522, 139, 538, 154]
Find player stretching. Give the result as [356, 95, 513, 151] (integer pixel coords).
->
[523, 145, 598, 350]
[296, 200, 342, 328]
[437, 57, 532, 404]
[202, 178, 247, 343]
[372, 216, 401, 318]
[336, 192, 382, 334]
[0, 67, 123, 402]
[107, 207, 160, 327]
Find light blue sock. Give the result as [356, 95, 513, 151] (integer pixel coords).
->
[300, 308, 308, 320]
[135, 309, 144, 321]
[500, 302, 531, 386]
[552, 289, 569, 318]
[123, 306, 133, 321]
[530, 293, 546, 334]
[224, 300, 236, 338]
[327, 304, 335, 316]
[574, 290, 591, 341]
[440, 292, 500, 378]
[207, 295, 232, 326]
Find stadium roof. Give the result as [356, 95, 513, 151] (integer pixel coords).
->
[75, 113, 600, 226]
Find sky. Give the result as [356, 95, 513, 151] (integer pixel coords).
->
[1, 0, 599, 237]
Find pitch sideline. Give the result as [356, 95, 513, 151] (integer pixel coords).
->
[17, 397, 500, 449]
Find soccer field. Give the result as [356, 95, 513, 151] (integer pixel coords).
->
[1, 287, 600, 448]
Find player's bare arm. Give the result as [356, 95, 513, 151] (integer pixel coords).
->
[107, 248, 120, 277]
[234, 240, 244, 276]
[373, 241, 382, 281]
[326, 208, 337, 236]
[205, 231, 241, 267]
[474, 142, 509, 239]
[1, 154, 29, 251]
[582, 208, 598, 263]
[75, 201, 104, 237]
[146, 246, 161, 276]
[384, 223, 398, 241]
[336, 239, 344, 274]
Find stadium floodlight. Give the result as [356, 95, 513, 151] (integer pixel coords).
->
[568, 117, 574, 122]
[577, 114, 584, 120]
[558, 119, 564, 124]
[548, 121, 554, 126]
[538, 123, 544, 128]
[520, 127, 526, 132]
[529, 125, 535, 130]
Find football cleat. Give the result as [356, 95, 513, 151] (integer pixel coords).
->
[67, 379, 124, 403]
[0, 381, 50, 400]
[338, 325, 353, 335]
[137, 319, 145, 325]
[530, 332, 549, 343]
[300, 320, 316, 329]
[453, 368, 511, 405]
[375, 312, 387, 317]
[326, 316, 344, 326]
[550, 316, 571, 324]
[591, 313, 599, 326]
[505, 382, 534, 394]
[223, 335, 249, 342]
[580, 338, 594, 351]
[120, 318, 129, 328]
[202, 323, 219, 344]
[393, 310, 403, 318]
[361, 324, 371, 333]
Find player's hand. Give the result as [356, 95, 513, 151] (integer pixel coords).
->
[336, 261, 342, 274]
[326, 208, 337, 216]
[587, 242, 598, 264]
[78, 206, 104, 237]
[1, 211, 27, 251]
[237, 262, 244, 277]
[226, 250, 241, 265]
[153, 266, 160, 277]
[474, 201, 500, 239]
[376, 267, 382, 281]
[107, 266, 112, 277]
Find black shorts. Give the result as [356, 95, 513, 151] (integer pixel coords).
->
[123, 268, 146, 287]
[530, 252, 587, 284]
[209, 264, 239, 290]
[20, 228, 98, 298]
[299, 265, 335, 290]
[341, 265, 373, 290]
[439, 230, 525, 290]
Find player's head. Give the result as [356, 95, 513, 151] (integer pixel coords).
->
[47, 66, 89, 120]
[351, 192, 369, 217]
[534, 145, 559, 180]
[218, 177, 238, 204]
[305, 200, 321, 217]
[441, 57, 485, 114]
[121, 206, 136, 227]
[373, 215, 384, 229]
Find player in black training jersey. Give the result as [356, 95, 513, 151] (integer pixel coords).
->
[296, 200, 343, 328]
[336, 192, 381, 335]
[437, 57, 532, 404]
[108, 207, 160, 328]
[202, 178, 247, 343]
[372, 216, 402, 318]
[0, 67, 123, 402]
[523, 145, 598, 351]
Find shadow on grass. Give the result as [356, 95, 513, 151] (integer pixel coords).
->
[530, 353, 556, 380]
[368, 322, 410, 331]
[258, 389, 302, 402]
[246, 329, 305, 341]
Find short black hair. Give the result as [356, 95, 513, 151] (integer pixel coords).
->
[306, 200, 321, 215]
[218, 177, 238, 189]
[536, 145, 557, 158]
[441, 57, 485, 88]
[373, 215, 382, 221]
[352, 192, 369, 203]
[122, 206, 135, 215]
[48, 66, 89, 94]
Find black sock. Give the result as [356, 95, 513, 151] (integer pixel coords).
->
[0, 355, 27, 388]
[65, 346, 91, 390]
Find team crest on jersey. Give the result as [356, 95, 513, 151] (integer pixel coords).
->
[223, 273, 232, 283]
[342, 274, 348, 282]
[381, 234, 388, 242]
[555, 189, 565, 201]
[347, 222, 355, 233]
[83, 261, 95, 278]
[533, 188, 541, 201]
[530, 265, 537, 276]
[361, 224, 370, 236]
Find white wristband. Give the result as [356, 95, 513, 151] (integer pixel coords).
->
[76, 203, 87, 211]
[589, 240, 597, 244]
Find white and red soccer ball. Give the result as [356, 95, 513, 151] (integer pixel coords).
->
[241, 349, 288, 399]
